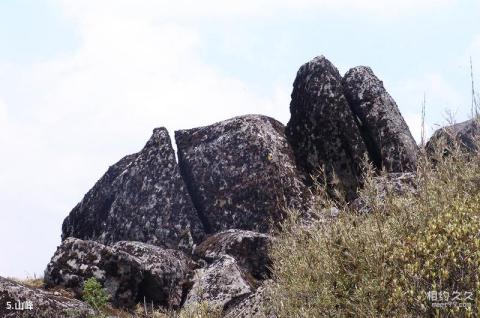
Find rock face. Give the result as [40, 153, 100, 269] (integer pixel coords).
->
[194, 229, 272, 280]
[342, 66, 418, 172]
[61, 128, 205, 252]
[426, 118, 480, 156]
[175, 115, 309, 234]
[184, 255, 254, 311]
[286, 56, 369, 200]
[44, 238, 193, 308]
[0, 276, 94, 318]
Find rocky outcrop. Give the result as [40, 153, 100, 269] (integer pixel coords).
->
[44, 238, 193, 308]
[286, 56, 369, 200]
[184, 255, 254, 312]
[342, 66, 418, 172]
[0, 276, 94, 318]
[61, 128, 205, 252]
[426, 118, 480, 156]
[175, 114, 310, 234]
[194, 230, 272, 280]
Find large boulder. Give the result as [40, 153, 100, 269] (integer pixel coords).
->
[426, 118, 480, 156]
[175, 114, 310, 234]
[342, 66, 418, 172]
[44, 238, 193, 308]
[194, 229, 272, 280]
[0, 276, 94, 318]
[61, 128, 205, 252]
[184, 255, 254, 312]
[286, 56, 369, 200]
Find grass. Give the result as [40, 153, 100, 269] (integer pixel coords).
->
[266, 122, 480, 317]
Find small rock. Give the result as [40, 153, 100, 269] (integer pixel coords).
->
[0, 276, 94, 318]
[224, 284, 271, 318]
[44, 238, 193, 309]
[184, 255, 254, 312]
[44, 238, 143, 308]
[194, 229, 272, 280]
[113, 241, 193, 308]
[426, 118, 480, 156]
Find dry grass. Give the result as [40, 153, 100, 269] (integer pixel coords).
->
[266, 128, 480, 317]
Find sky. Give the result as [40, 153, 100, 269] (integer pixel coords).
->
[0, 0, 479, 278]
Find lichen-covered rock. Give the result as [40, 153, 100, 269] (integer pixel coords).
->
[194, 229, 272, 280]
[44, 238, 143, 308]
[0, 276, 94, 318]
[61, 128, 205, 252]
[286, 56, 369, 200]
[175, 114, 310, 234]
[112, 241, 194, 308]
[426, 118, 480, 156]
[224, 284, 271, 318]
[184, 255, 254, 312]
[44, 238, 193, 308]
[342, 66, 418, 172]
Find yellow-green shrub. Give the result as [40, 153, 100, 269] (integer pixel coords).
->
[267, 137, 480, 317]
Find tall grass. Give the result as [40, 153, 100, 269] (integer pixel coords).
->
[267, 129, 480, 317]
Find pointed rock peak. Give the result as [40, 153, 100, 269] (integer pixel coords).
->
[61, 125, 205, 251]
[346, 65, 374, 76]
[286, 56, 368, 200]
[296, 55, 342, 81]
[144, 127, 171, 148]
[343, 65, 418, 172]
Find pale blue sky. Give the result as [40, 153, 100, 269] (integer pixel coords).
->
[0, 0, 479, 278]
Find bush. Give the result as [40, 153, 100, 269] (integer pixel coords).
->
[82, 277, 109, 313]
[267, 135, 480, 317]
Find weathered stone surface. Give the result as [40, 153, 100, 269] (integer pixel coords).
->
[0, 276, 94, 318]
[224, 284, 271, 318]
[44, 238, 193, 308]
[112, 241, 193, 308]
[194, 229, 272, 280]
[44, 238, 143, 308]
[175, 114, 310, 234]
[343, 66, 418, 172]
[184, 255, 254, 311]
[426, 118, 480, 156]
[62, 128, 205, 252]
[351, 172, 417, 214]
[286, 56, 369, 200]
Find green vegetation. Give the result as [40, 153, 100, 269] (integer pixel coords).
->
[267, 132, 480, 317]
[83, 277, 109, 316]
